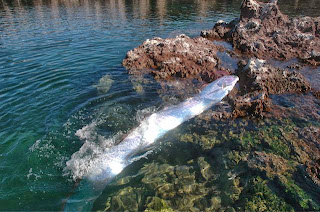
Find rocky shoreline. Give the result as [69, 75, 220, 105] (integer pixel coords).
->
[201, 0, 320, 66]
[98, 0, 320, 211]
[123, 0, 319, 117]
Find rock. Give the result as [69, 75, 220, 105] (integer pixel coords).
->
[237, 59, 311, 94]
[231, 90, 271, 118]
[247, 151, 294, 177]
[200, 19, 239, 40]
[139, 162, 211, 211]
[123, 34, 229, 82]
[230, 58, 310, 118]
[108, 187, 142, 211]
[297, 126, 320, 186]
[93, 74, 113, 93]
[201, 0, 320, 65]
[145, 197, 173, 212]
[312, 89, 320, 99]
[210, 196, 221, 210]
[197, 157, 213, 181]
[287, 63, 303, 70]
[305, 159, 320, 187]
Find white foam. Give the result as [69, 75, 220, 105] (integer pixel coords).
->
[75, 121, 97, 141]
[64, 133, 121, 181]
[64, 106, 159, 181]
[135, 106, 157, 123]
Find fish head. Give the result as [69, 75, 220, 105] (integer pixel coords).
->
[200, 75, 239, 100]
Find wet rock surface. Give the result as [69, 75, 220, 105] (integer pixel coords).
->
[201, 0, 320, 65]
[123, 34, 229, 82]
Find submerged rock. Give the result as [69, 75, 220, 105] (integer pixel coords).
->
[123, 34, 229, 82]
[247, 151, 295, 177]
[93, 74, 114, 93]
[201, 0, 320, 65]
[93, 113, 320, 211]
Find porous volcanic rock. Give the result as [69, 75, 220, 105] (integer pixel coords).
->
[230, 58, 311, 117]
[201, 0, 320, 65]
[231, 90, 271, 118]
[122, 34, 229, 82]
[312, 89, 320, 99]
[237, 59, 311, 94]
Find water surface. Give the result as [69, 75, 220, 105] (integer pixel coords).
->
[0, 0, 319, 210]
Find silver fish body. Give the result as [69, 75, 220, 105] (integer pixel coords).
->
[64, 75, 239, 211]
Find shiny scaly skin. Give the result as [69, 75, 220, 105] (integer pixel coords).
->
[64, 75, 239, 211]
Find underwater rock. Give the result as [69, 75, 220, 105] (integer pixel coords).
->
[144, 197, 173, 212]
[123, 34, 229, 82]
[268, 93, 320, 121]
[243, 176, 294, 212]
[270, 95, 295, 108]
[93, 74, 114, 93]
[197, 157, 214, 181]
[141, 162, 208, 211]
[95, 114, 320, 211]
[201, 0, 320, 65]
[106, 186, 142, 211]
[123, 161, 219, 211]
[247, 151, 295, 177]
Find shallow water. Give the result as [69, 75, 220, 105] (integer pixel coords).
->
[0, 0, 319, 211]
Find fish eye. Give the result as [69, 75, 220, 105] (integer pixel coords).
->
[222, 82, 227, 88]
[217, 81, 226, 88]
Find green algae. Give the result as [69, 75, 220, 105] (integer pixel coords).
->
[243, 177, 294, 212]
[93, 110, 320, 212]
[180, 132, 222, 150]
[144, 197, 173, 212]
[277, 175, 319, 210]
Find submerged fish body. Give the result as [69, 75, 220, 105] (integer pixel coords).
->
[64, 75, 239, 211]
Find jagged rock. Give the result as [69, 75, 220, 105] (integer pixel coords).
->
[201, 0, 320, 65]
[230, 58, 310, 118]
[305, 159, 320, 186]
[297, 126, 320, 186]
[231, 90, 271, 118]
[237, 59, 311, 94]
[312, 89, 320, 99]
[123, 34, 229, 82]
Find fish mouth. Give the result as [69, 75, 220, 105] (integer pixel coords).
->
[215, 75, 239, 90]
[222, 75, 239, 86]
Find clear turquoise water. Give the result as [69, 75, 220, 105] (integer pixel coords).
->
[0, 0, 318, 210]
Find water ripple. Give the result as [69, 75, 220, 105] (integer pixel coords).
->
[0, 0, 318, 210]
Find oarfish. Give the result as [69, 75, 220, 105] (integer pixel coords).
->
[64, 75, 239, 211]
